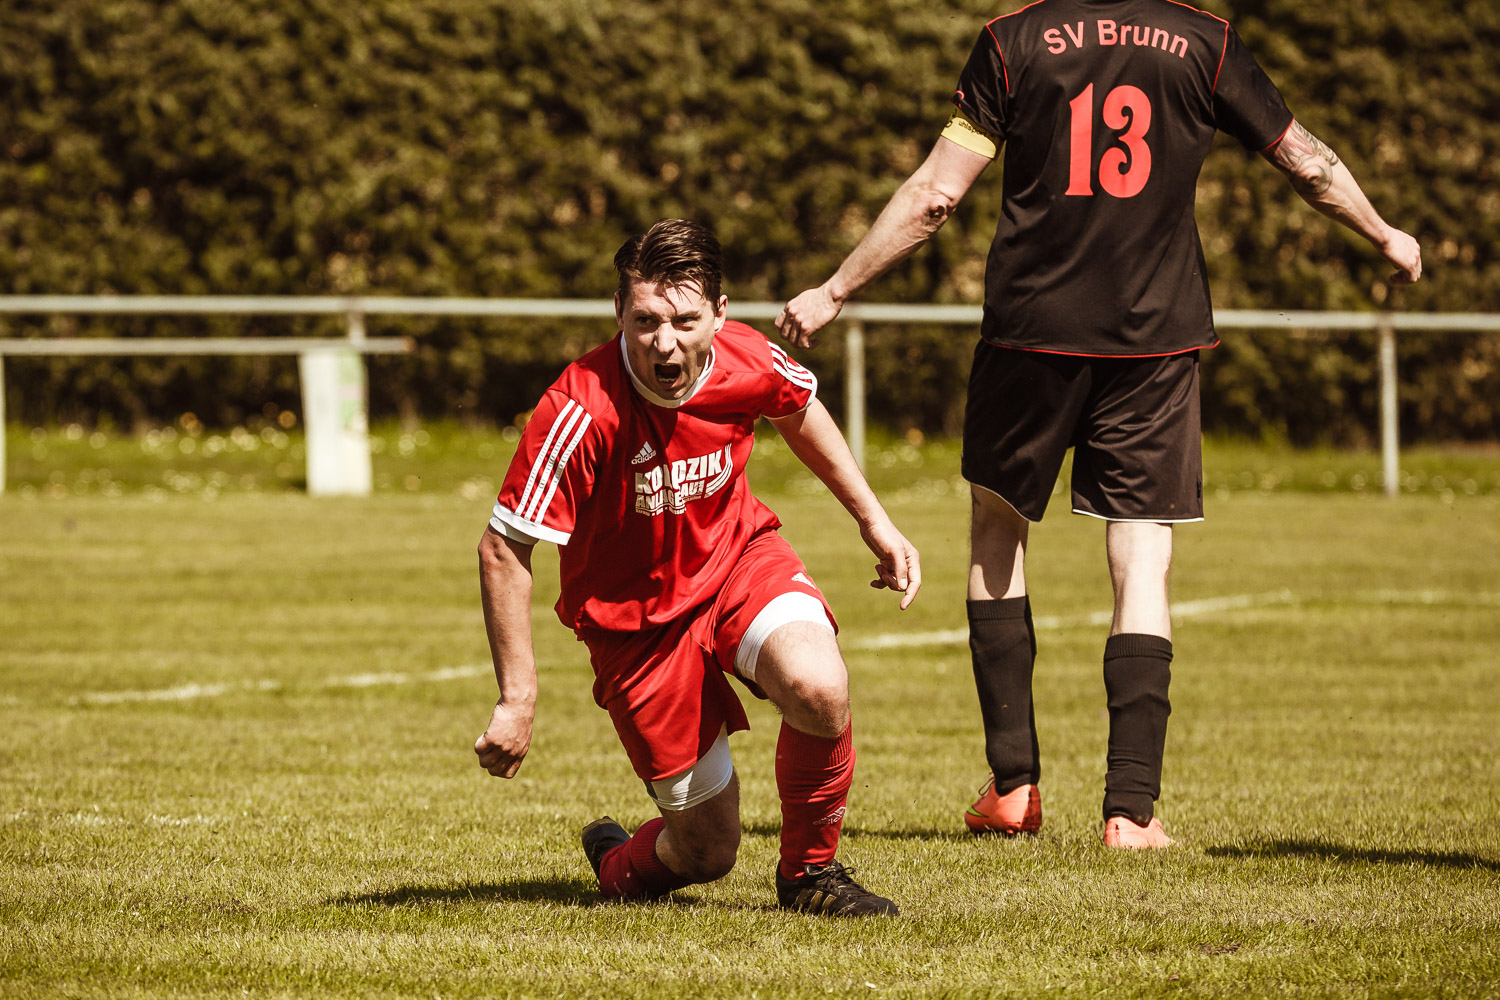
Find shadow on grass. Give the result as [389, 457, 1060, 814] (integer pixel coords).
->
[1206, 839, 1500, 871]
[329, 876, 605, 908]
[740, 820, 966, 842]
[329, 880, 743, 912]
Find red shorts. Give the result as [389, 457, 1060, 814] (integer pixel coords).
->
[579, 529, 837, 782]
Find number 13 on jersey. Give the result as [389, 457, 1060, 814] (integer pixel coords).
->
[1065, 83, 1152, 198]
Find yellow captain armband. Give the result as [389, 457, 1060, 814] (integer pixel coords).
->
[941, 109, 999, 159]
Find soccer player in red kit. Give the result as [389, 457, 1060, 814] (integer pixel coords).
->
[778, 0, 1420, 848]
[474, 219, 920, 915]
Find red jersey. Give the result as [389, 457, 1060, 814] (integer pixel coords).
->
[490, 320, 817, 633]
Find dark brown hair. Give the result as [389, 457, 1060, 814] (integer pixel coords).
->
[614, 219, 723, 304]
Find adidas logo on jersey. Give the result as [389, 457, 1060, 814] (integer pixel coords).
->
[630, 442, 657, 465]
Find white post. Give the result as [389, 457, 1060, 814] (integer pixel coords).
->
[845, 320, 866, 474]
[1378, 318, 1398, 498]
[347, 307, 367, 346]
[299, 341, 372, 497]
[0, 355, 6, 495]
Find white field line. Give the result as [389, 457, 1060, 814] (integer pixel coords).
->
[1366, 589, 1500, 606]
[54, 589, 1500, 704]
[2, 808, 228, 828]
[72, 664, 491, 706]
[846, 589, 1500, 651]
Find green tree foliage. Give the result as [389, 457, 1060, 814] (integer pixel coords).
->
[1, 0, 1495, 441]
[1196, 0, 1500, 443]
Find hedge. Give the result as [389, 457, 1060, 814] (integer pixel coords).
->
[1, 0, 1495, 443]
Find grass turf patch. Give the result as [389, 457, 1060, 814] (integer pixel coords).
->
[7, 421, 1500, 501]
[1, 437, 1498, 998]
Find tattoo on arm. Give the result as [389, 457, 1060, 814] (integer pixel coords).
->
[1272, 121, 1341, 198]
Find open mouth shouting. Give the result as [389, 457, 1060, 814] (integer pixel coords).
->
[653, 362, 683, 392]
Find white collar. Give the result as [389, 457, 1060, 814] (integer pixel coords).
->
[618, 334, 715, 409]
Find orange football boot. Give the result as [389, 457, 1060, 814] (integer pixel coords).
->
[964, 776, 1042, 836]
[1102, 815, 1174, 849]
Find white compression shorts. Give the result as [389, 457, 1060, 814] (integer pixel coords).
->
[645, 592, 835, 811]
[646, 726, 733, 811]
[732, 591, 835, 684]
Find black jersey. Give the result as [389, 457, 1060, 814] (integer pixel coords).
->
[954, 0, 1293, 356]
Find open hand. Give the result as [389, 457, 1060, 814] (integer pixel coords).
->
[859, 519, 922, 610]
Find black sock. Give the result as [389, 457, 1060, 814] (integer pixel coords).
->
[968, 597, 1040, 793]
[1102, 633, 1173, 825]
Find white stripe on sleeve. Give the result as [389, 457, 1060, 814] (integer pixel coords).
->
[518, 402, 586, 522]
[769, 343, 818, 391]
[515, 398, 578, 517]
[528, 411, 593, 524]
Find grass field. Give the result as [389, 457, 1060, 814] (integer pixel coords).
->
[2, 427, 1499, 998]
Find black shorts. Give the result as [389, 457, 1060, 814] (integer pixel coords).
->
[961, 342, 1203, 523]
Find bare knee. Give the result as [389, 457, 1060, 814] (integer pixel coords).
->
[775, 666, 849, 729]
[760, 652, 850, 735]
[753, 622, 850, 736]
[1106, 523, 1173, 591]
[970, 486, 1029, 600]
[669, 828, 740, 883]
[1105, 521, 1173, 637]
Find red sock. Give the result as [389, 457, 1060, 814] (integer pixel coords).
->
[775, 720, 855, 879]
[596, 817, 693, 900]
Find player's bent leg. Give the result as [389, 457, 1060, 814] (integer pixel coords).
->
[1101, 520, 1175, 843]
[965, 486, 1043, 834]
[753, 620, 849, 738]
[748, 619, 895, 916]
[753, 621, 855, 876]
[587, 733, 743, 899]
[654, 772, 742, 883]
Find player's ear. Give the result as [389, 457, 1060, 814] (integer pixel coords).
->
[614, 290, 624, 328]
[712, 294, 728, 332]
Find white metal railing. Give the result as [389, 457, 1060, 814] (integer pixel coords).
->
[2, 296, 1496, 497]
[0, 300, 412, 495]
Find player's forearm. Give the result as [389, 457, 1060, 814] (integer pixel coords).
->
[1267, 121, 1395, 251]
[478, 529, 538, 707]
[1300, 163, 1401, 253]
[778, 139, 987, 347]
[823, 177, 955, 305]
[823, 137, 990, 305]
[769, 400, 890, 530]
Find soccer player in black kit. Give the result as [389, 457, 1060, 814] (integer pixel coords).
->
[777, 0, 1421, 847]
